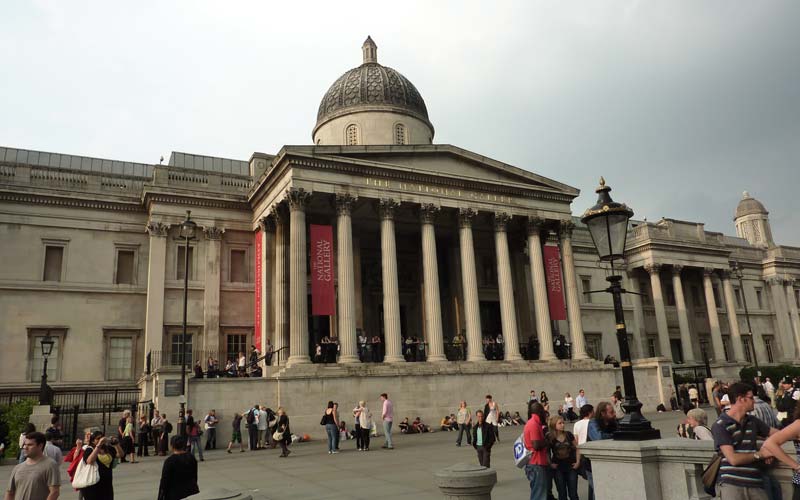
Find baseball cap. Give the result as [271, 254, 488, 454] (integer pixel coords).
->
[781, 376, 793, 385]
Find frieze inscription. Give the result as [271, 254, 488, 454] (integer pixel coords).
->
[364, 178, 515, 205]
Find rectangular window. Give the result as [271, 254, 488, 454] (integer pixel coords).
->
[699, 338, 710, 362]
[177, 246, 194, 281]
[756, 288, 763, 309]
[169, 333, 193, 366]
[691, 286, 704, 307]
[585, 334, 602, 361]
[666, 285, 675, 306]
[734, 288, 742, 309]
[43, 246, 63, 281]
[226, 334, 248, 362]
[763, 335, 775, 363]
[742, 337, 753, 363]
[581, 277, 592, 304]
[29, 331, 62, 382]
[115, 250, 135, 284]
[230, 249, 247, 283]
[107, 337, 133, 380]
[647, 337, 657, 358]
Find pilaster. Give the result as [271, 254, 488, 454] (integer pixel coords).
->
[202, 226, 224, 353]
[144, 221, 168, 364]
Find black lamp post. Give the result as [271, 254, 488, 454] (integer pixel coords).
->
[38, 335, 55, 405]
[178, 210, 197, 437]
[581, 178, 660, 440]
[732, 261, 758, 370]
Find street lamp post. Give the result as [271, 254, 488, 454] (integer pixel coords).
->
[581, 178, 660, 441]
[178, 210, 197, 437]
[38, 335, 55, 405]
[732, 261, 758, 369]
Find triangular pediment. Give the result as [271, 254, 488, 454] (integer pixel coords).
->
[274, 144, 579, 198]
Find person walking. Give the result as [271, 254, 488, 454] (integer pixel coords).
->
[275, 407, 291, 458]
[563, 393, 577, 422]
[322, 401, 338, 454]
[332, 403, 341, 451]
[484, 395, 500, 440]
[456, 400, 472, 447]
[157, 435, 199, 500]
[546, 415, 580, 500]
[380, 393, 394, 450]
[79, 431, 116, 500]
[5, 432, 60, 500]
[136, 415, 150, 457]
[203, 409, 218, 450]
[471, 410, 495, 468]
[356, 401, 372, 451]
[523, 402, 550, 500]
[185, 410, 204, 462]
[226, 413, 246, 453]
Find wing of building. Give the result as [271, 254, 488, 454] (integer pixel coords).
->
[1, 38, 798, 435]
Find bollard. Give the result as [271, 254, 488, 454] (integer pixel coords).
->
[434, 463, 497, 500]
[186, 487, 253, 500]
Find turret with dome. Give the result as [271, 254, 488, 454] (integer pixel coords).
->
[313, 37, 435, 146]
[734, 191, 774, 247]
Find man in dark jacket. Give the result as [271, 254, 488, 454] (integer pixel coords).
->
[158, 435, 199, 500]
[471, 410, 496, 468]
[776, 376, 800, 427]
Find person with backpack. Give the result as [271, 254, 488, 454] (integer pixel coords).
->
[245, 404, 259, 451]
[158, 415, 173, 456]
[546, 415, 580, 500]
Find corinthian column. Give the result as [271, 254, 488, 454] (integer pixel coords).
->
[720, 270, 745, 362]
[494, 213, 521, 361]
[558, 221, 587, 360]
[459, 208, 484, 361]
[703, 268, 726, 362]
[380, 199, 404, 363]
[336, 194, 359, 364]
[626, 272, 647, 358]
[645, 264, 672, 360]
[527, 217, 555, 361]
[272, 205, 288, 364]
[286, 188, 311, 367]
[144, 221, 168, 361]
[420, 204, 445, 362]
[786, 279, 800, 359]
[671, 265, 696, 364]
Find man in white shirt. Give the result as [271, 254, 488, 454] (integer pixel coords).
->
[575, 389, 588, 410]
[43, 431, 63, 464]
[763, 377, 775, 406]
[257, 406, 269, 449]
[572, 404, 594, 445]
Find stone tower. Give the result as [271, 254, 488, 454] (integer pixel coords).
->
[734, 191, 774, 247]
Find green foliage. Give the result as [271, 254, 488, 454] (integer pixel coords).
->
[0, 398, 36, 459]
[740, 364, 800, 384]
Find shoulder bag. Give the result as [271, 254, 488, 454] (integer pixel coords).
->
[513, 432, 532, 469]
[72, 455, 100, 489]
[701, 453, 722, 497]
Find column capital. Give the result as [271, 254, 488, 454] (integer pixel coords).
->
[671, 264, 684, 276]
[559, 220, 575, 239]
[270, 202, 287, 223]
[145, 221, 169, 237]
[527, 216, 547, 236]
[335, 193, 357, 216]
[703, 267, 716, 278]
[286, 188, 310, 212]
[766, 276, 785, 286]
[493, 212, 511, 232]
[203, 226, 225, 240]
[259, 215, 276, 232]
[644, 263, 662, 275]
[420, 203, 440, 224]
[379, 198, 399, 220]
[458, 208, 477, 228]
[718, 269, 732, 280]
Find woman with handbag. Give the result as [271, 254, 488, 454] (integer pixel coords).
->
[275, 407, 291, 457]
[321, 401, 338, 454]
[121, 416, 137, 463]
[79, 431, 116, 500]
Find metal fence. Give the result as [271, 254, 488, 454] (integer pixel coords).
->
[0, 388, 140, 413]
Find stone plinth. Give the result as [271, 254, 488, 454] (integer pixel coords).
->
[435, 463, 496, 499]
[28, 405, 54, 434]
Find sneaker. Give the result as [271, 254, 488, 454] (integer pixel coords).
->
[328, 451, 332, 454]
[332, 450, 339, 454]
[227, 450, 232, 454]
[387, 446, 394, 450]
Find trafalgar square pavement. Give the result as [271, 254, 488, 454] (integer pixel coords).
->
[1, 409, 687, 499]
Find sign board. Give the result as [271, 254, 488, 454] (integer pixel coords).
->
[310, 224, 335, 316]
[543, 245, 567, 321]
[164, 380, 182, 397]
[254, 229, 262, 351]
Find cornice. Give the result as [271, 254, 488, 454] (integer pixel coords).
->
[626, 240, 731, 259]
[144, 193, 250, 211]
[0, 191, 144, 212]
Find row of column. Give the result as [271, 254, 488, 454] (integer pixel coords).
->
[641, 264, 800, 364]
[261, 189, 589, 366]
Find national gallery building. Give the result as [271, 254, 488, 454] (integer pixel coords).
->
[1, 39, 798, 424]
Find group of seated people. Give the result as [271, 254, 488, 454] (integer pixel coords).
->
[398, 417, 432, 434]
[497, 411, 526, 427]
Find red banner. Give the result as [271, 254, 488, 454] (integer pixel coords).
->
[310, 224, 335, 316]
[254, 229, 262, 352]
[543, 245, 567, 321]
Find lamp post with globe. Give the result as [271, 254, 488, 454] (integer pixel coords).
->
[38, 335, 55, 405]
[178, 210, 197, 437]
[581, 178, 660, 440]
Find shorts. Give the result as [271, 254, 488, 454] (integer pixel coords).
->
[231, 431, 242, 443]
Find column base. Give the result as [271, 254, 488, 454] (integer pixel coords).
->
[286, 355, 311, 367]
[427, 354, 447, 362]
[572, 353, 590, 360]
[539, 353, 558, 361]
[383, 355, 406, 363]
[505, 353, 522, 361]
[467, 355, 486, 362]
[338, 355, 360, 364]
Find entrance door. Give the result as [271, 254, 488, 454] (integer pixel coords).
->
[670, 339, 684, 364]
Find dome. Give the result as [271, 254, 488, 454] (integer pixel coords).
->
[735, 191, 768, 219]
[313, 37, 433, 138]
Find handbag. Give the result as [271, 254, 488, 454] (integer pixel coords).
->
[513, 432, 533, 469]
[71, 456, 100, 489]
[272, 429, 284, 441]
[701, 453, 722, 497]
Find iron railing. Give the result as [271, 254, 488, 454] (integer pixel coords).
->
[0, 388, 140, 413]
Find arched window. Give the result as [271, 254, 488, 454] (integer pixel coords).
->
[346, 124, 359, 145]
[394, 123, 407, 145]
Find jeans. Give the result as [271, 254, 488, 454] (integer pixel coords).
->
[205, 427, 216, 449]
[248, 424, 258, 450]
[476, 446, 491, 467]
[586, 469, 594, 500]
[457, 422, 472, 445]
[552, 465, 579, 500]
[189, 436, 204, 460]
[383, 421, 393, 448]
[525, 464, 549, 500]
[325, 423, 338, 452]
[360, 427, 371, 449]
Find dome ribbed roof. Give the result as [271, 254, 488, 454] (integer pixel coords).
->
[314, 38, 431, 132]
[735, 191, 768, 218]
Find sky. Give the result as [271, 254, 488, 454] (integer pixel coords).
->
[1, 1, 798, 244]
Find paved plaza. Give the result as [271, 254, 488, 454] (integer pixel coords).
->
[1, 409, 686, 499]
